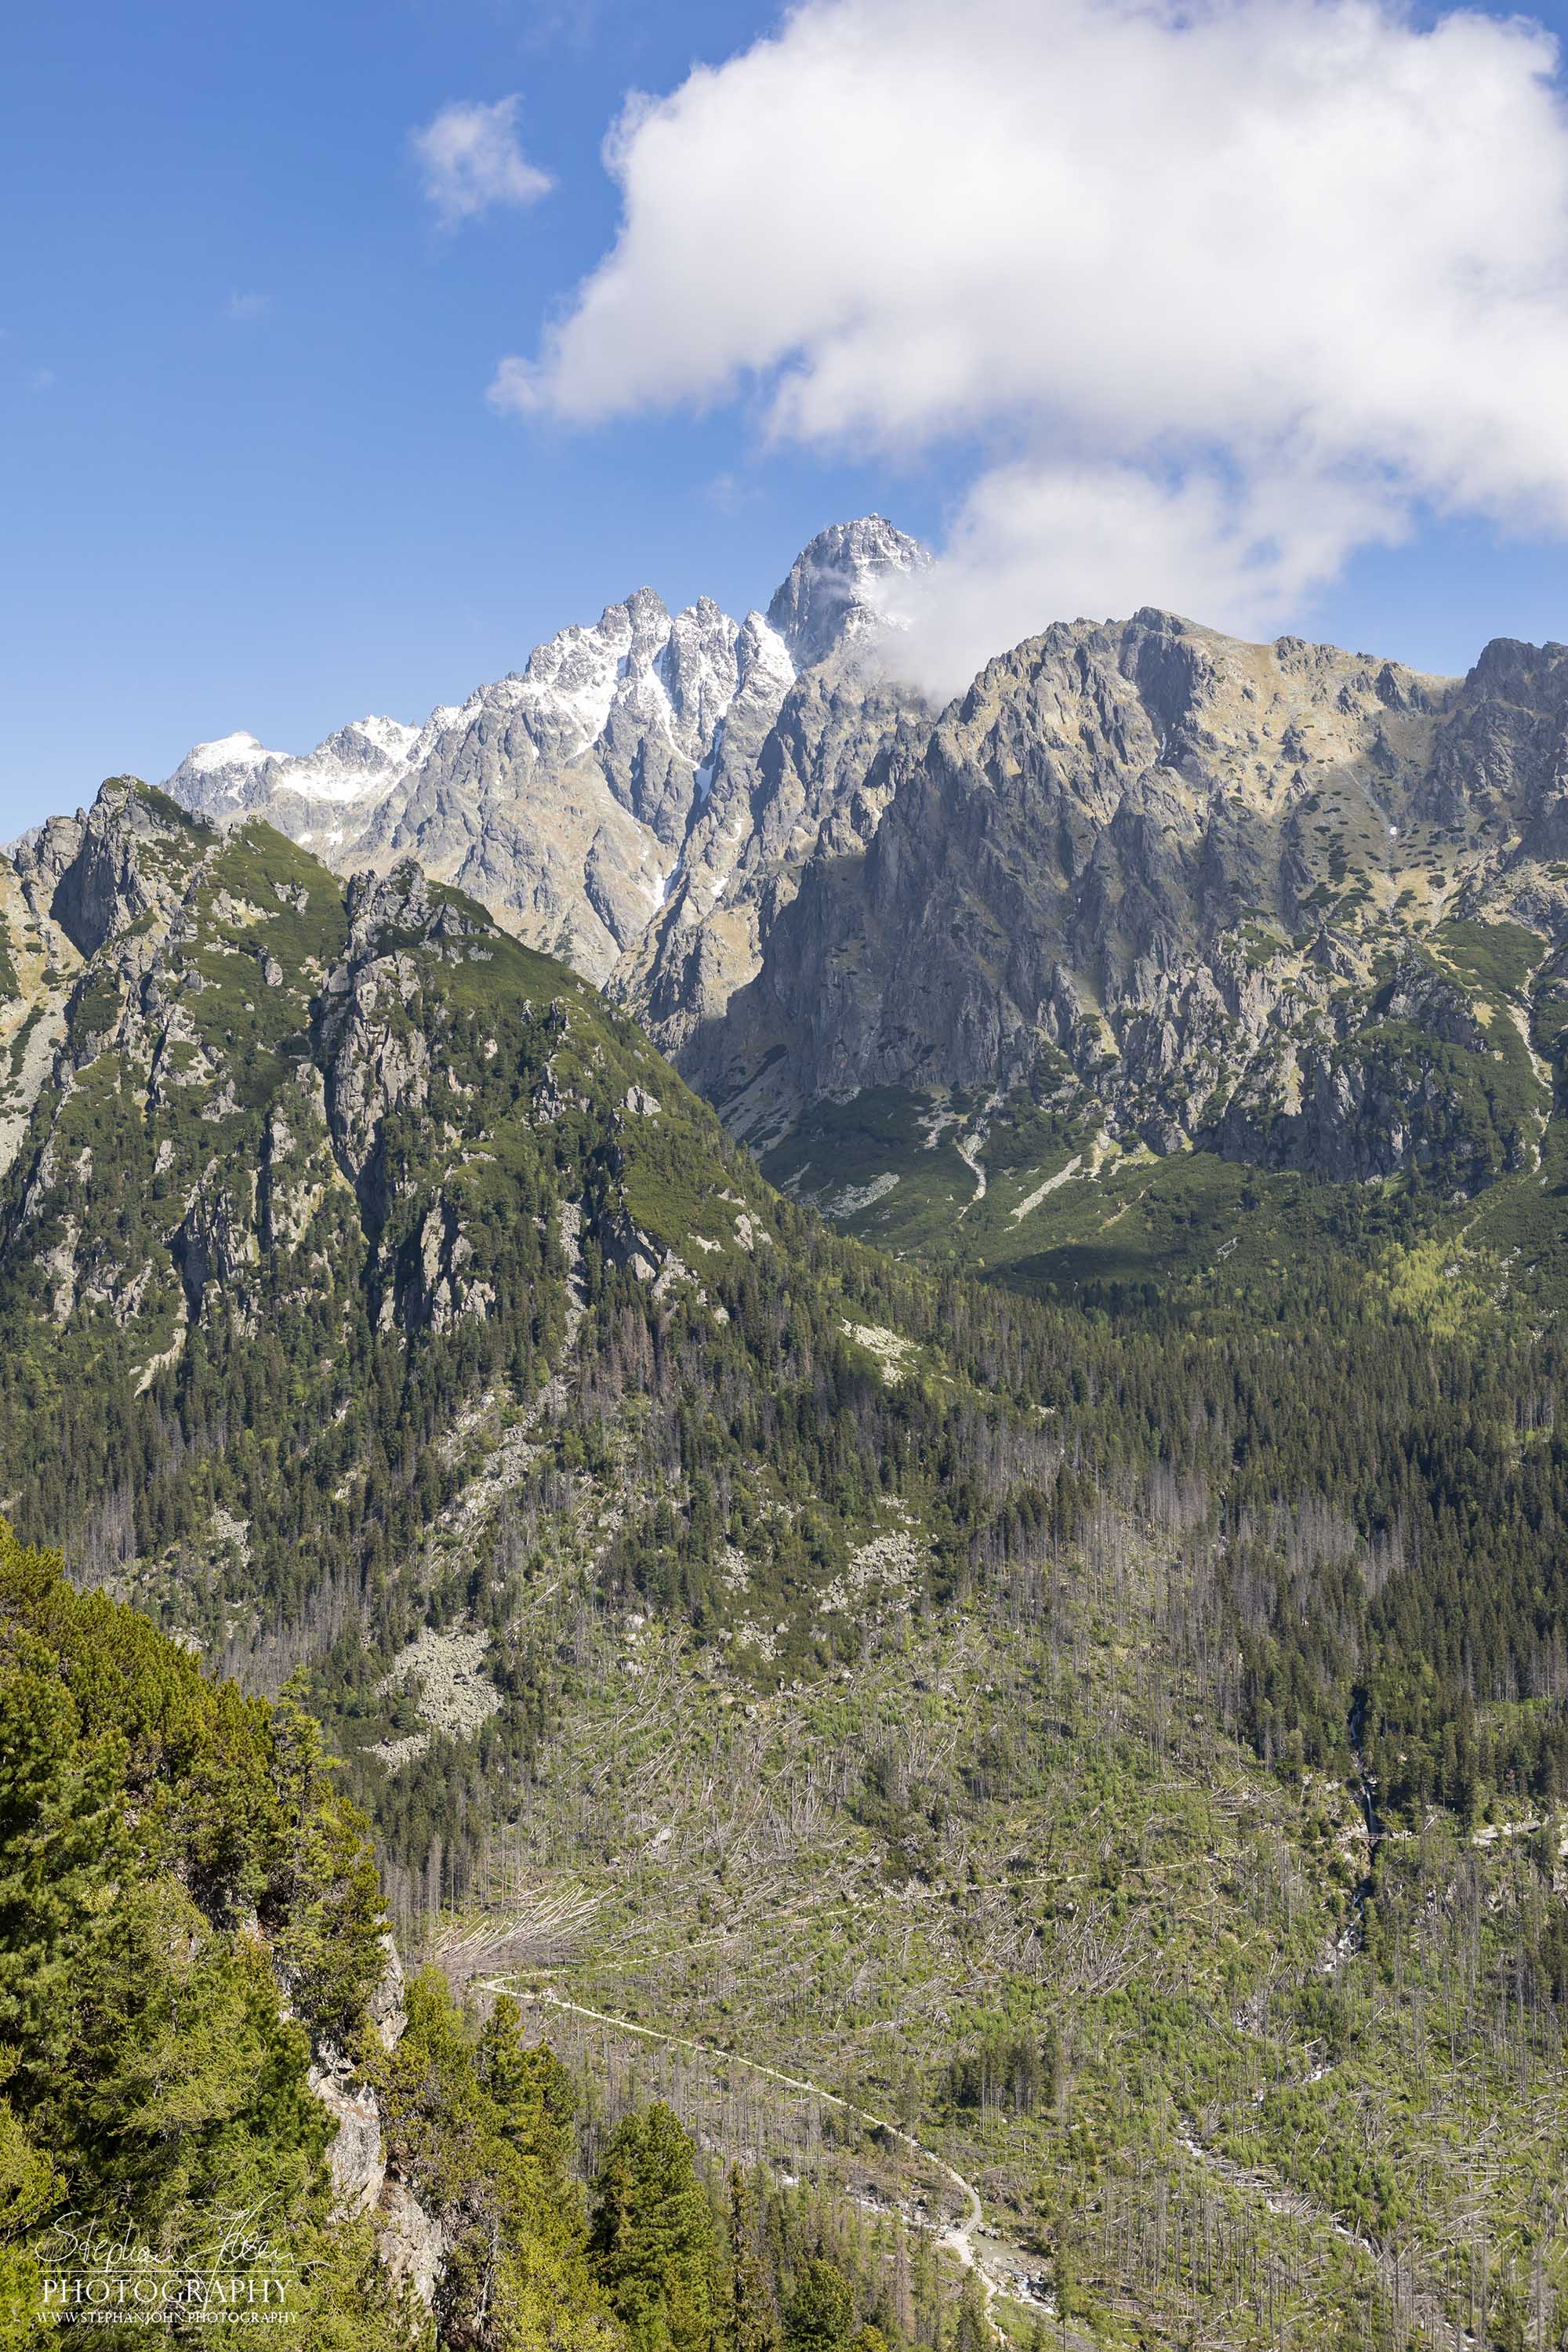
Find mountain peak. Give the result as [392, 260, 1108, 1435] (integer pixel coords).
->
[766, 516, 932, 668]
[12, 775, 212, 960]
[336, 715, 421, 759]
[153, 517, 926, 983]
[183, 730, 277, 778]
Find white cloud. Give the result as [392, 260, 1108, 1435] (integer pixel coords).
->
[412, 96, 553, 227]
[873, 459, 1411, 693]
[498, 0, 1568, 691]
[224, 292, 270, 321]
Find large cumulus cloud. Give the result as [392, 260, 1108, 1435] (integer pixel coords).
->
[495, 0, 1568, 688]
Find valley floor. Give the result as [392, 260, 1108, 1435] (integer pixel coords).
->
[342, 1446, 1563, 2352]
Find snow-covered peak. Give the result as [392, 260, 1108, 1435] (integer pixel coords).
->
[766, 516, 933, 668]
[168, 713, 419, 816]
[406, 704, 465, 763]
[284, 718, 420, 806]
[183, 731, 278, 779]
[500, 588, 750, 771]
[165, 523, 922, 837]
[345, 715, 422, 764]
[512, 597, 662, 752]
[157, 520, 917, 964]
[166, 733, 282, 814]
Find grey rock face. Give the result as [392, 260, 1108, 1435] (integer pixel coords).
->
[765, 515, 931, 668]
[705, 611, 1568, 1190]
[161, 521, 931, 996]
[14, 778, 216, 959]
[612, 522, 935, 1057]
[614, 651, 926, 1071]
[352, 586, 771, 981]
[368, 1931, 407, 2052]
[299, 2004, 446, 2308]
[376, 2177, 447, 2307]
[307, 1934, 406, 2231]
[309, 2058, 387, 2218]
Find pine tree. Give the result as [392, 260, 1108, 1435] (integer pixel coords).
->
[589, 2102, 714, 2352]
[909, 2230, 938, 2350]
[953, 2273, 988, 2352]
[783, 2257, 855, 2352]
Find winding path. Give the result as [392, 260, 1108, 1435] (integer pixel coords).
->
[954, 1131, 989, 1210]
[477, 1980, 1076, 2341]
[953, 1089, 1007, 1217]
[484, 1980, 1493, 2348]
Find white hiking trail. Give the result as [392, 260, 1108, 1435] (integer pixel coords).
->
[477, 1981, 1073, 2339]
[954, 1132, 988, 1207]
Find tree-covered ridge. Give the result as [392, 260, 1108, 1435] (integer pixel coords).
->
[0, 780, 797, 1649]
[0, 1524, 1000, 2352]
[0, 1519, 413, 2347]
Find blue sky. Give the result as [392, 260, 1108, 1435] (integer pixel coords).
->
[5, 0, 1568, 830]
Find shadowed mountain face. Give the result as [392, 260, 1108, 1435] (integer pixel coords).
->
[649, 608, 1568, 1261]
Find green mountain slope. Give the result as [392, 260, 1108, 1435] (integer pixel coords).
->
[11, 778, 1568, 2344]
[0, 781, 891, 1660]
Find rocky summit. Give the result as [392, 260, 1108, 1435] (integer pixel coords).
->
[164, 516, 930, 988]
[637, 605, 1568, 1267]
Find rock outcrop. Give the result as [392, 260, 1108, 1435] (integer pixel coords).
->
[307, 1935, 448, 2311]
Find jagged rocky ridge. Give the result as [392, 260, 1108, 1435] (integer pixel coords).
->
[164, 517, 931, 993]
[67, 526, 1568, 1244]
[688, 610, 1568, 1221]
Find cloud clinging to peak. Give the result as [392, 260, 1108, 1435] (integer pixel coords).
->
[413, 96, 553, 227]
[494, 0, 1568, 693]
